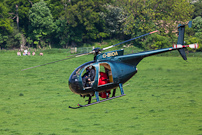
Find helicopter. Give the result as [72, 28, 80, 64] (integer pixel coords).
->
[22, 21, 198, 109]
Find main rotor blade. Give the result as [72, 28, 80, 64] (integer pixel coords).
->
[75, 51, 93, 57]
[21, 52, 92, 71]
[102, 30, 158, 51]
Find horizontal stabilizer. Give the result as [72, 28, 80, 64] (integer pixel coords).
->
[173, 43, 199, 49]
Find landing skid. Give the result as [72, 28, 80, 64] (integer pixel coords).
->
[69, 83, 125, 109]
[69, 94, 126, 109]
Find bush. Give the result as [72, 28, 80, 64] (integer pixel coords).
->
[141, 34, 173, 50]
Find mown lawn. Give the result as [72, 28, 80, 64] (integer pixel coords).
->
[0, 50, 202, 135]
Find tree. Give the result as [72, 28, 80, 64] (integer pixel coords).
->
[100, 5, 126, 39]
[191, 16, 202, 51]
[193, 16, 202, 33]
[115, 0, 155, 35]
[0, 34, 8, 49]
[65, 0, 112, 43]
[6, 26, 22, 48]
[141, 33, 173, 50]
[5, 0, 40, 34]
[0, 0, 13, 48]
[0, 1, 13, 34]
[53, 19, 82, 48]
[28, 0, 56, 48]
[114, 0, 157, 49]
[46, 0, 64, 20]
[115, 0, 194, 49]
[192, 0, 202, 19]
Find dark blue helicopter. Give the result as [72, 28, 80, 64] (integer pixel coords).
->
[68, 21, 198, 108]
[22, 21, 198, 109]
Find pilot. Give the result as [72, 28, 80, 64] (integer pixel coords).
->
[82, 66, 95, 87]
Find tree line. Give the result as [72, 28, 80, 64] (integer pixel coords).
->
[0, 0, 202, 50]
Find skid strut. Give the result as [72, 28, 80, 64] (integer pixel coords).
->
[112, 89, 116, 97]
[85, 96, 92, 104]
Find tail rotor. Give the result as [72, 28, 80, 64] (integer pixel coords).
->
[175, 21, 198, 61]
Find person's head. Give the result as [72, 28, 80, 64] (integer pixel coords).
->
[88, 66, 92, 70]
[86, 66, 92, 72]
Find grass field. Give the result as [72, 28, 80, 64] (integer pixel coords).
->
[0, 49, 202, 135]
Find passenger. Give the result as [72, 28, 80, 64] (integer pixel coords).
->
[82, 66, 95, 87]
[98, 72, 109, 85]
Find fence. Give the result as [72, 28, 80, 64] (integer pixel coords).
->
[71, 47, 94, 54]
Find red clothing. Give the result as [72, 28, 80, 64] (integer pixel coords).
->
[98, 72, 108, 85]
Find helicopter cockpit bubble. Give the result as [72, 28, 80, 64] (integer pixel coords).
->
[69, 61, 94, 94]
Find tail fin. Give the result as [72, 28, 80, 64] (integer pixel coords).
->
[177, 21, 192, 61]
[178, 48, 187, 60]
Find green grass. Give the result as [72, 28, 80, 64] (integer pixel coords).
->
[0, 50, 202, 135]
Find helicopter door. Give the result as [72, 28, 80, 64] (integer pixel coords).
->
[98, 63, 113, 86]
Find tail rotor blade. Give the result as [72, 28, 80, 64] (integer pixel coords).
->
[173, 43, 199, 49]
[187, 43, 199, 49]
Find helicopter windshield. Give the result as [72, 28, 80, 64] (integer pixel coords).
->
[69, 61, 95, 94]
[69, 61, 94, 80]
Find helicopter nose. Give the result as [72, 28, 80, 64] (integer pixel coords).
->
[69, 79, 79, 94]
[68, 76, 83, 95]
